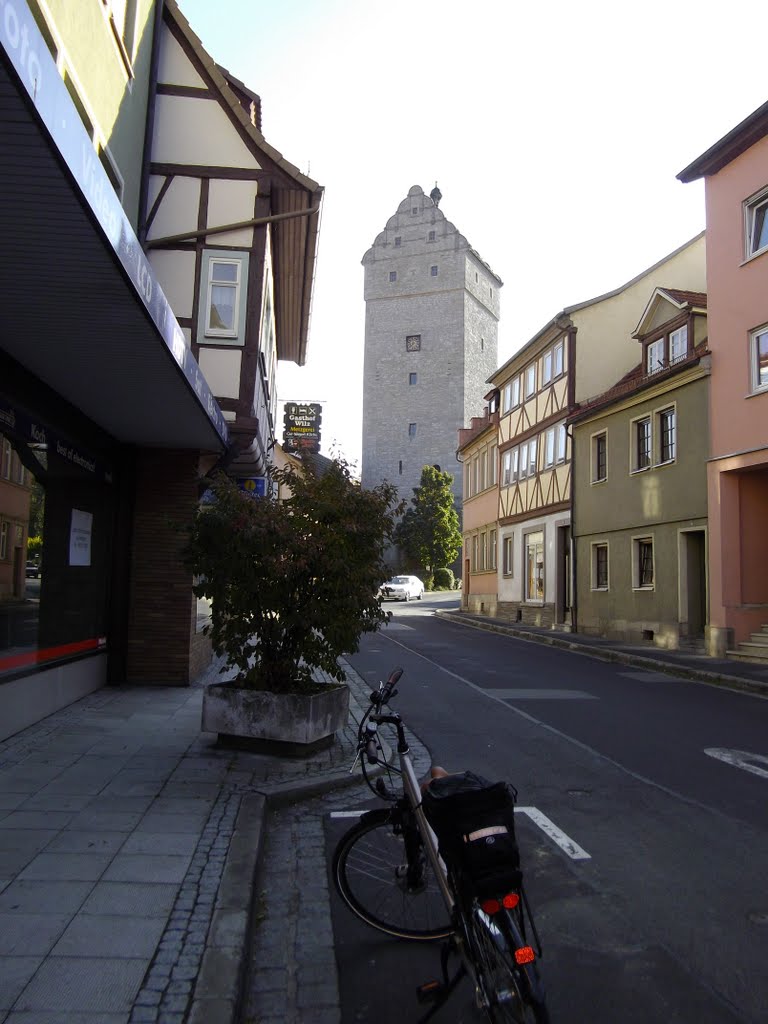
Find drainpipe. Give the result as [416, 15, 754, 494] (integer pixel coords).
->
[567, 326, 577, 632]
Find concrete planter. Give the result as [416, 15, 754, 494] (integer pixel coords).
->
[202, 680, 350, 754]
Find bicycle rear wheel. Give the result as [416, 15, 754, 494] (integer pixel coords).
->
[466, 905, 549, 1024]
[332, 808, 453, 941]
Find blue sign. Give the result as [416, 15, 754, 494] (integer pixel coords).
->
[0, 0, 228, 445]
[238, 477, 268, 498]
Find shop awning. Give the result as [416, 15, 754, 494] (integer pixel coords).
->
[0, 6, 228, 453]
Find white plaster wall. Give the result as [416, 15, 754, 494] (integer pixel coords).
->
[149, 249, 197, 319]
[207, 179, 258, 246]
[497, 509, 566, 605]
[198, 348, 242, 399]
[152, 95, 260, 169]
[146, 175, 202, 242]
[157, 26, 207, 87]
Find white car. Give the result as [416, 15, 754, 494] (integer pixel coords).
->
[380, 575, 424, 602]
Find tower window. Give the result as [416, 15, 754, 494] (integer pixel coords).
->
[408, 423, 417, 438]
[394, 236, 401, 247]
[428, 230, 436, 242]
[430, 266, 438, 277]
[409, 373, 417, 385]
[399, 460, 403, 474]
[412, 207, 418, 215]
[389, 271, 397, 282]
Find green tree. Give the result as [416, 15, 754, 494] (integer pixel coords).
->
[183, 457, 402, 694]
[394, 465, 462, 577]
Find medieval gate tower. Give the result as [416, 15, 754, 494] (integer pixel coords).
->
[361, 185, 502, 531]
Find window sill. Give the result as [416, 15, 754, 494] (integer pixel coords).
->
[747, 386, 768, 399]
[630, 466, 650, 476]
[591, 477, 607, 486]
[591, 586, 609, 592]
[740, 245, 768, 267]
[654, 458, 676, 468]
[632, 586, 655, 592]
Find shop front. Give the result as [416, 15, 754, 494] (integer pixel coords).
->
[0, 1, 228, 739]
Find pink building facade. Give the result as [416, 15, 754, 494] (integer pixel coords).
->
[679, 101, 768, 655]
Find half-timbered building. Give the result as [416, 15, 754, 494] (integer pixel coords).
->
[469, 233, 706, 631]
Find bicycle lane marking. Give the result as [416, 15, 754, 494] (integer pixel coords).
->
[329, 807, 591, 860]
[704, 748, 768, 780]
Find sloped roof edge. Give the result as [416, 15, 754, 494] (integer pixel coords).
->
[677, 99, 768, 182]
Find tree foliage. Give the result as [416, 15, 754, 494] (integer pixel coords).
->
[183, 458, 402, 694]
[394, 465, 462, 575]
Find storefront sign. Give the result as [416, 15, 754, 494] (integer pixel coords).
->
[0, 399, 113, 482]
[283, 402, 322, 454]
[0, 0, 228, 445]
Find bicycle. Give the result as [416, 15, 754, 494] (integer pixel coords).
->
[332, 667, 550, 1023]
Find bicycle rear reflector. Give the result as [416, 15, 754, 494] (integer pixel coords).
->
[480, 898, 502, 915]
[514, 946, 536, 965]
[502, 893, 520, 909]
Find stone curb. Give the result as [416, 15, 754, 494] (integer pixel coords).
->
[187, 662, 400, 1024]
[436, 609, 768, 698]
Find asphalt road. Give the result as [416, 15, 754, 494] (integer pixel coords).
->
[326, 595, 768, 1024]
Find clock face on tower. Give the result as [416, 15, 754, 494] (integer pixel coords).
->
[406, 334, 421, 352]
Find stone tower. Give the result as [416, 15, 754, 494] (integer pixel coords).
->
[361, 184, 501, 519]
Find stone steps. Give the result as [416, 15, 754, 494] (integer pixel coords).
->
[727, 625, 768, 663]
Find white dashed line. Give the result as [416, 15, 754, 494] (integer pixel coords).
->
[704, 748, 768, 781]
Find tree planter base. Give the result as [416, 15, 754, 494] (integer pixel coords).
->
[202, 681, 350, 755]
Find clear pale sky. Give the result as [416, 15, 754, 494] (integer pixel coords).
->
[178, 0, 766, 471]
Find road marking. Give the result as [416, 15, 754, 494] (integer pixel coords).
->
[486, 689, 597, 700]
[330, 806, 591, 860]
[516, 807, 591, 860]
[704, 748, 768, 781]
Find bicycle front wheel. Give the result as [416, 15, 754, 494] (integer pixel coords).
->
[467, 906, 549, 1024]
[332, 809, 453, 941]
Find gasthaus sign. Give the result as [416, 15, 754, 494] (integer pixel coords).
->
[283, 402, 322, 454]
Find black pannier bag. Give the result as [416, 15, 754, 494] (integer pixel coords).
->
[421, 771, 522, 899]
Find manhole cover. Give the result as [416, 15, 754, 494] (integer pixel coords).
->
[747, 911, 768, 926]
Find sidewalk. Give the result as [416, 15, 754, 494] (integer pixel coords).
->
[1, 615, 766, 1024]
[0, 656, 376, 1024]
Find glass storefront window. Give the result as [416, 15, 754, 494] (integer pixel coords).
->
[0, 417, 113, 680]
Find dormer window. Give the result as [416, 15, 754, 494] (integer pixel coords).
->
[645, 324, 688, 374]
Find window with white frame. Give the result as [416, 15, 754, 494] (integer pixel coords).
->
[658, 407, 676, 463]
[593, 431, 607, 482]
[473, 455, 481, 494]
[528, 438, 537, 476]
[542, 339, 564, 385]
[519, 442, 529, 479]
[524, 364, 536, 398]
[544, 428, 555, 468]
[511, 376, 521, 408]
[480, 532, 487, 570]
[647, 337, 665, 374]
[465, 463, 473, 498]
[502, 449, 513, 485]
[472, 534, 479, 570]
[502, 534, 514, 576]
[592, 542, 608, 590]
[669, 326, 688, 364]
[525, 530, 544, 601]
[489, 443, 498, 486]
[750, 324, 768, 392]
[501, 381, 512, 413]
[490, 529, 497, 570]
[633, 417, 651, 471]
[207, 261, 239, 335]
[0, 520, 7, 561]
[556, 423, 567, 463]
[745, 187, 768, 259]
[634, 537, 654, 588]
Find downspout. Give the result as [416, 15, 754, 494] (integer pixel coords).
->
[567, 326, 577, 632]
[138, 0, 165, 246]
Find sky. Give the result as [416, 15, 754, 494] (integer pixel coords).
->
[178, 0, 766, 471]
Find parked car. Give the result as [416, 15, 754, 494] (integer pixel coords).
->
[379, 575, 424, 602]
[25, 561, 40, 578]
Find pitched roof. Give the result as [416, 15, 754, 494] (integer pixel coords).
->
[677, 99, 768, 181]
[164, 0, 323, 366]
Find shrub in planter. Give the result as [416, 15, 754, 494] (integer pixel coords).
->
[184, 458, 402, 697]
